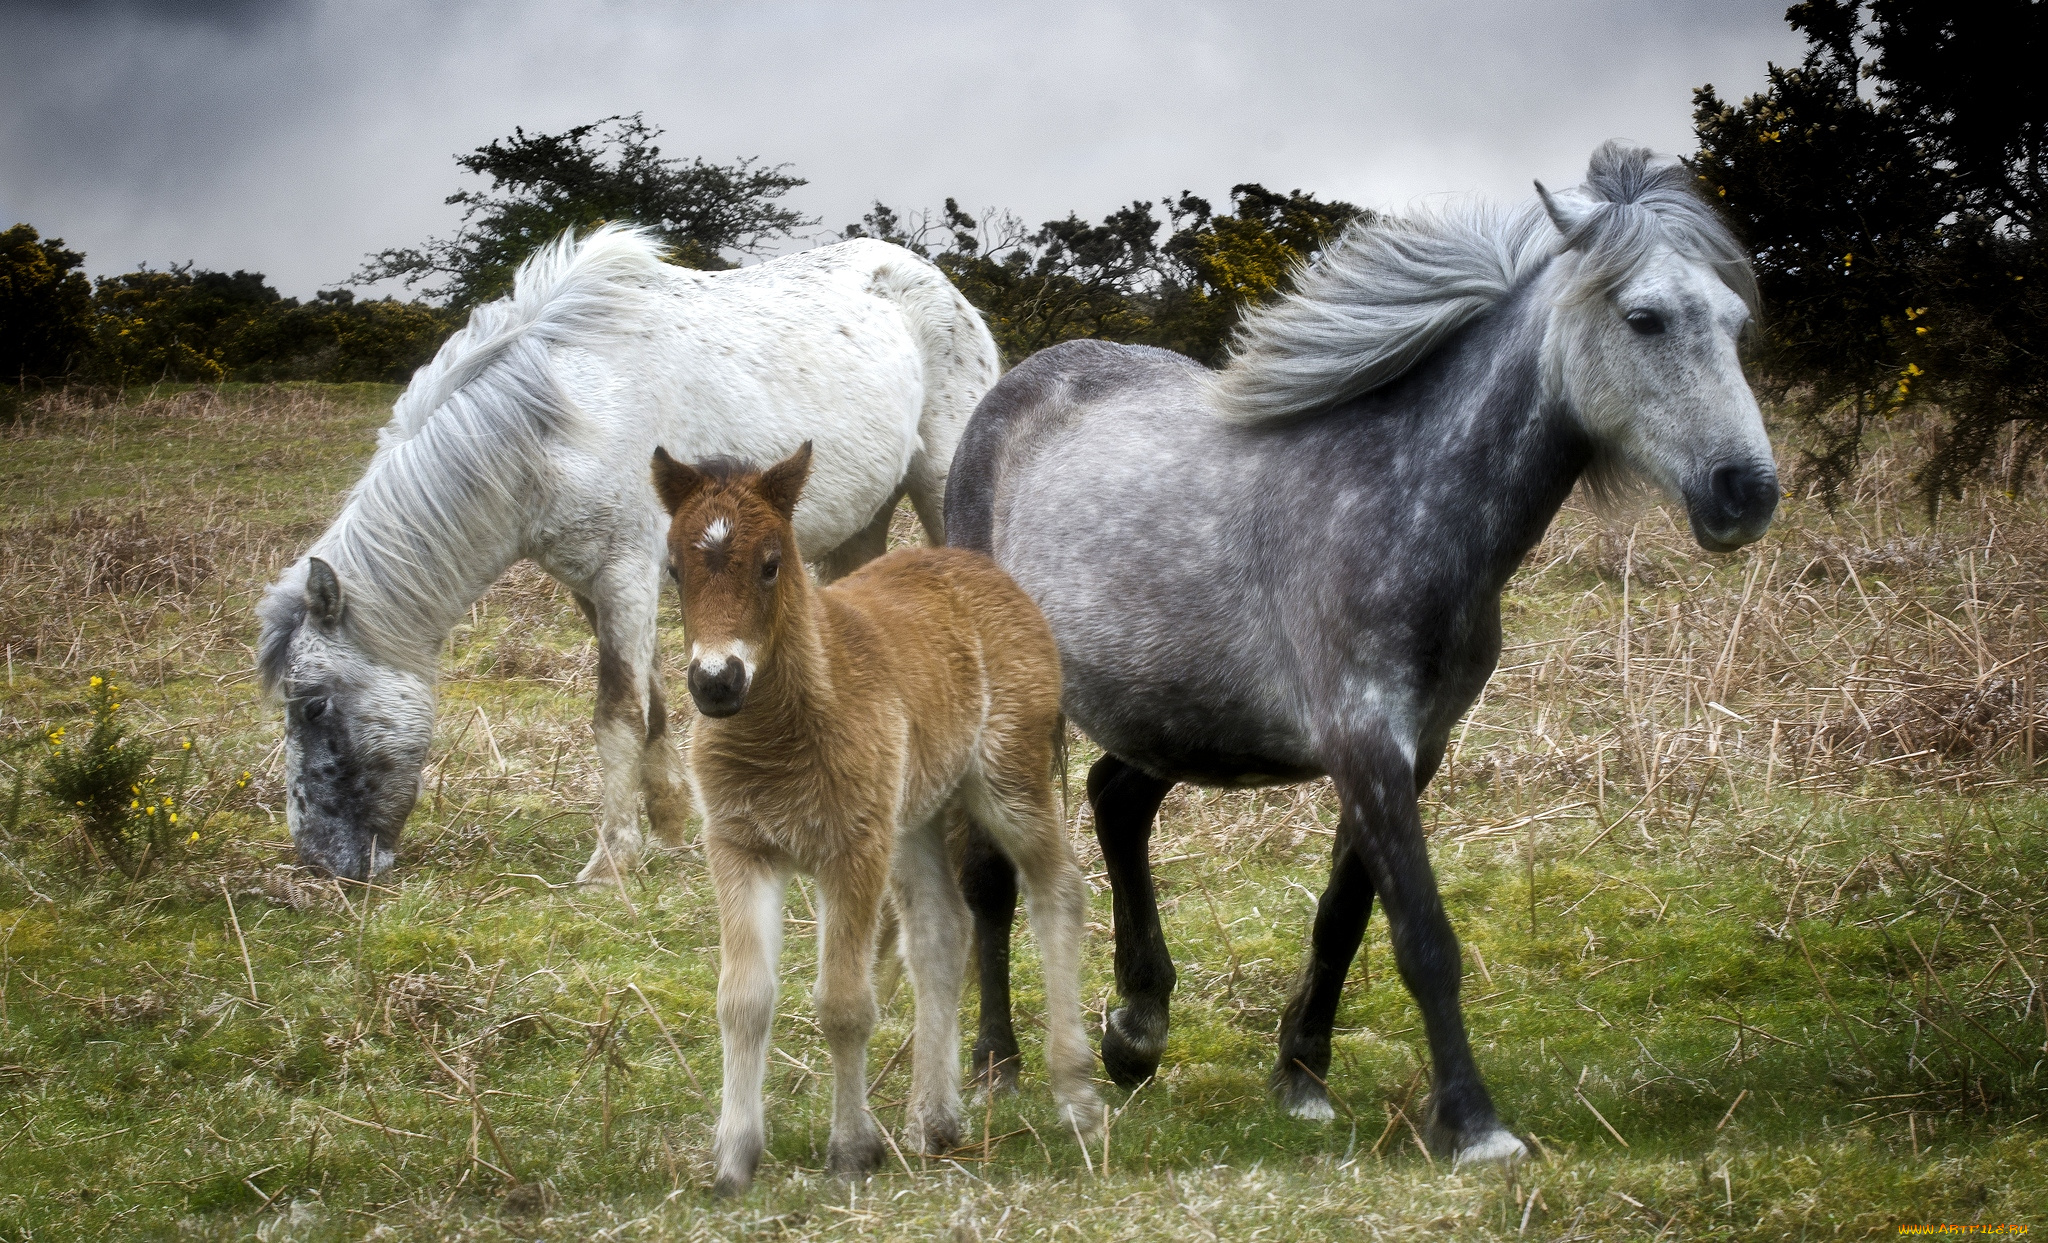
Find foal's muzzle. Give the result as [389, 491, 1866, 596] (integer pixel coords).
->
[1689, 461, 1780, 552]
[688, 656, 750, 718]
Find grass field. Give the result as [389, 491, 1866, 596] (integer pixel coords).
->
[0, 383, 2043, 1240]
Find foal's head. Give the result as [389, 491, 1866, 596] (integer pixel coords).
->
[650, 442, 813, 718]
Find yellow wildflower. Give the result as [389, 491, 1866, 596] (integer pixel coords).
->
[89, 675, 102, 688]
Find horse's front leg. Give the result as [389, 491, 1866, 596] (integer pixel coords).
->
[816, 855, 886, 1181]
[575, 572, 665, 887]
[958, 816, 1023, 1094]
[1329, 721, 1524, 1162]
[710, 843, 785, 1196]
[1271, 824, 1375, 1121]
[1088, 754, 1177, 1087]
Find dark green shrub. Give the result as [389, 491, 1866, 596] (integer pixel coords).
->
[38, 675, 189, 880]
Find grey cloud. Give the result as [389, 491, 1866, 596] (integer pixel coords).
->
[1, 0, 1806, 299]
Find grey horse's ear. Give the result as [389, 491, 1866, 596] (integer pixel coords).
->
[1535, 181, 1589, 241]
[305, 557, 344, 626]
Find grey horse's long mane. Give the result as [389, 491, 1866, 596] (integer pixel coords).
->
[257, 225, 667, 693]
[1212, 142, 1757, 426]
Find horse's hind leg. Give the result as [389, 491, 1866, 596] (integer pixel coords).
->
[958, 816, 1023, 1095]
[968, 762, 1104, 1138]
[890, 812, 969, 1154]
[1271, 830, 1374, 1121]
[1087, 755, 1176, 1087]
[575, 575, 657, 888]
[905, 452, 947, 545]
[814, 490, 901, 583]
[638, 672, 695, 854]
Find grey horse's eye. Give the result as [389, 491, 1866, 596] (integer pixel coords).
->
[1625, 308, 1665, 336]
[294, 696, 329, 724]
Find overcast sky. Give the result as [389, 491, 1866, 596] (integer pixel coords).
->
[3, 0, 1806, 300]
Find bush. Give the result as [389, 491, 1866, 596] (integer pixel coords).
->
[0, 223, 95, 389]
[38, 675, 189, 880]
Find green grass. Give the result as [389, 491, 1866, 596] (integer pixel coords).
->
[0, 386, 2042, 1239]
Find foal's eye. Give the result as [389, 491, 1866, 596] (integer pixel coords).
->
[1624, 308, 1666, 336]
[761, 556, 780, 585]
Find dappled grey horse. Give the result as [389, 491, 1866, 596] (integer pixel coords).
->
[947, 143, 1777, 1161]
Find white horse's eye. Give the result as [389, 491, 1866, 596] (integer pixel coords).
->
[1624, 308, 1666, 336]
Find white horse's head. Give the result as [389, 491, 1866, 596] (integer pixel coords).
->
[258, 557, 434, 881]
[1542, 143, 1778, 551]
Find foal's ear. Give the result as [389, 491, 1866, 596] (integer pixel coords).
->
[650, 446, 709, 516]
[305, 557, 344, 626]
[758, 441, 813, 521]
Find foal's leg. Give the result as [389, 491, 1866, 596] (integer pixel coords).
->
[815, 857, 887, 1180]
[575, 572, 661, 887]
[710, 843, 786, 1196]
[1087, 755, 1177, 1087]
[969, 769, 1105, 1137]
[1330, 722, 1523, 1162]
[890, 814, 969, 1154]
[958, 817, 1023, 1094]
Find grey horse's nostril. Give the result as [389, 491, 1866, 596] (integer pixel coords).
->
[1710, 462, 1778, 526]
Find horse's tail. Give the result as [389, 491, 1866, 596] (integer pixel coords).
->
[382, 224, 670, 448]
[856, 243, 1002, 536]
[1052, 713, 1071, 832]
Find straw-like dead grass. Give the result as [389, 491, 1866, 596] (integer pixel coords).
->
[0, 387, 2041, 1239]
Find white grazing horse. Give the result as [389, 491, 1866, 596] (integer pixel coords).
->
[257, 226, 1001, 885]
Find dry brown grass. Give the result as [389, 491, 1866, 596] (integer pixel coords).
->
[1, 388, 2043, 1239]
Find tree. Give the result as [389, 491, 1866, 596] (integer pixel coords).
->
[354, 114, 813, 308]
[1692, 0, 2048, 505]
[844, 185, 1360, 365]
[1, 224, 95, 387]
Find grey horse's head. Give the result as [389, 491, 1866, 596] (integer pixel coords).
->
[1540, 142, 1778, 552]
[257, 557, 434, 881]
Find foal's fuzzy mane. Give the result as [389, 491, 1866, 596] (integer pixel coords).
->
[257, 226, 668, 692]
[1211, 142, 1757, 426]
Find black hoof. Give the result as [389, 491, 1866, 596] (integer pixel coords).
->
[1099, 1007, 1163, 1088]
[1423, 1093, 1524, 1161]
[968, 1043, 1022, 1096]
[1271, 1062, 1337, 1122]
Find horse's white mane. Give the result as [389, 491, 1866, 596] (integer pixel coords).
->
[258, 225, 668, 688]
[1212, 142, 1757, 426]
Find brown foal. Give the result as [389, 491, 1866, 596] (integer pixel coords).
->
[651, 442, 1102, 1195]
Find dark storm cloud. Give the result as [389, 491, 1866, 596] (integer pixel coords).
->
[1, 0, 1806, 298]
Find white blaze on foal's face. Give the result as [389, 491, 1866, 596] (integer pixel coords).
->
[648, 442, 813, 718]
